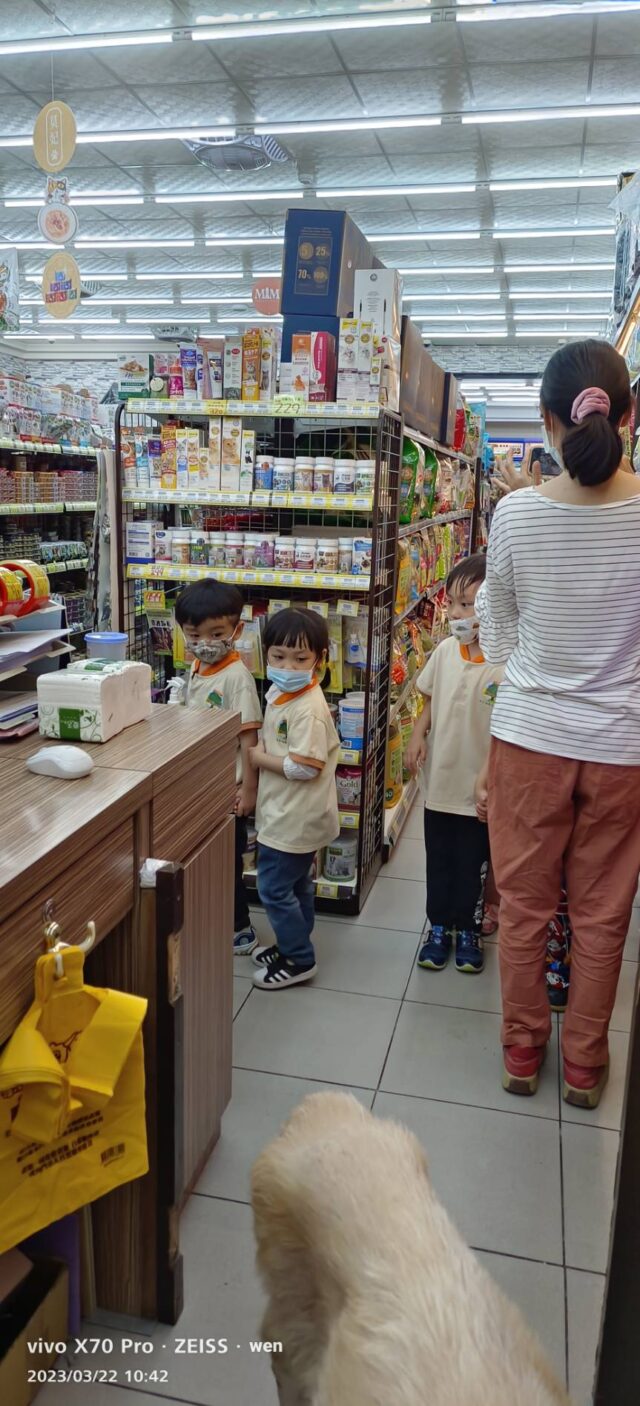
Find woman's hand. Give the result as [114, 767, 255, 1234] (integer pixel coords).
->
[493, 449, 542, 496]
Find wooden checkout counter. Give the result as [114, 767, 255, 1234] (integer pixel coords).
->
[0, 705, 239, 1325]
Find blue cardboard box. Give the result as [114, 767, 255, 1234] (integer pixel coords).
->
[281, 208, 378, 319]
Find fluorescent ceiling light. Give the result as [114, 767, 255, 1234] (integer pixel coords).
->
[25, 272, 128, 282]
[255, 116, 441, 136]
[399, 265, 495, 274]
[516, 330, 602, 338]
[0, 241, 56, 250]
[70, 297, 173, 305]
[218, 314, 283, 323]
[126, 315, 209, 324]
[136, 271, 243, 280]
[180, 297, 252, 305]
[320, 183, 476, 198]
[81, 332, 156, 339]
[75, 239, 194, 249]
[156, 191, 304, 205]
[489, 177, 616, 192]
[419, 313, 507, 322]
[5, 331, 75, 339]
[0, 127, 236, 151]
[5, 196, 144, 208]
[515, 312, 608, 321]
[458, 3, 640, 21]
[206, 236, 284, 247]
[505, 262, 615, 272]
[423, 331, 508, 339]
[494, 228, 613, 240]
[194, 11, 432, 40]
[404, 293, 500, 301]
[463, 103, 640, 125]
[509, 290, 612, 299]
[39, 316, 118, 325]
[0, 30, 172, 57]
[370, 232, 481, 244]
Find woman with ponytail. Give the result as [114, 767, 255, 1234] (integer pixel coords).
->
[476, 338, 640, 1109]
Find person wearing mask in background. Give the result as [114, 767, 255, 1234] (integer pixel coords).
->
[476, 338, 640, 1110]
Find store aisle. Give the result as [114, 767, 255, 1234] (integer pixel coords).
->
[41, 802, 636, 1406]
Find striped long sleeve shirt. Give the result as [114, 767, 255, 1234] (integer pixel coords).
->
[476, 487, 640, 764]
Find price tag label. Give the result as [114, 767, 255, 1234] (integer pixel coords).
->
[353, 495, 372, 510]
[298, 572, 316, 586]
[242, 570, 257, 583]
[291, 493, 311, 507]
[271, 491, 288, 507]
[235, 492, 252, 505]
[341, 812, 358, 829]
[187, 568, 201, 579]
[332, 494, 352, 508]
[278, 571, 297, 585]
[316, 881, 336, 900]
[338, 598, 360, 617]
[252, 490, 271, 506]
[224, 569, 239, 582]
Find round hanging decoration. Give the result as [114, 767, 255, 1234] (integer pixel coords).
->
[33, 101, 77, 174]
[252, 276, 282, 315]
[37, 202, 78, 244]
[41, 251, 81, 319]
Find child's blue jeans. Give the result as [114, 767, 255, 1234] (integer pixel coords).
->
[257, 843, 316, 967]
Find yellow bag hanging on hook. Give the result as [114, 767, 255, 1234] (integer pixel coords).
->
[0, 948, 148, 1254]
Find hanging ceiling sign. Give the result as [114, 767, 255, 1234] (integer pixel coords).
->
[38, 202, 78, 244]
[46, 175, 70, 205]
[0, 250, 19, 332]
[33, 101, 77, 174]
[252, 276, 282, 315]
[41, 251, 81, 318]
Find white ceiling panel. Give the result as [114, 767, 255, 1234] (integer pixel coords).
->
[334, 25, 460, 71]
[49, 0, 177, 30]
[460, 16, 595, 62]
[590, 58, 640, 103]
[203, 33, 344, 82]
[465, 60, 591, 108]
[595, 14, 640, 57]
[363, 70, 471, 114]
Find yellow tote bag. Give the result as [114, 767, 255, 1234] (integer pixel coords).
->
[0, 948, 148, 1254]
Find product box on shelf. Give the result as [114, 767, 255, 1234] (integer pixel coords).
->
[291, 333, 311, 396]
[125, 520, 159, 563]
[440, 372, 460, 449]
[353, 268, 403, 341]
[200, 337, 224, 399]
[373, 335, 401, 412]
[281, 208, 378, 319]
[400, 316, 445, 440]
[223, 337, 243, 400]
[150, 351, 171, 398]
[175, 427, 189, 490]
[160, 423, 177, 491]
[180, 344, 198, 401]
[240, 427, 256, 491]
[242, 329, 262, 401]
[208, 417, 222, 488]
[117, 354, 150, 400]
[281, 312, 340, 362]
[259, 329, 278, 400]
[309, 330, 337, 402]
[221, 416, 242, 492]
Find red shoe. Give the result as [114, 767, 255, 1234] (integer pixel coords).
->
[563, 1059, 609, 1110]
[482, 903, 499, 937]
[502, 1044, 546, 1096]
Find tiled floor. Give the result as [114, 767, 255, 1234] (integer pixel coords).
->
[42, 801, 637, 1406]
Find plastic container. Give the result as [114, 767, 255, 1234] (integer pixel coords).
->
[208, 532, 226, 567]
[243, 532, 262, 568]
[190, 529, 209, 565]
[313, 460, 334, 493]
[255, 534, 275, 568]
[355, 462, 376, 494]
[85, 631, 128, 662]
[338, 537, 353, 573]
[352, 536, 372, 575]
[171, 529, 191, 565]
[336, 764, 361, 810]
[294, 538, 316, 572]
[254, 456, 274, 490]
[272, 458, 295, 492]
[294, 462, 315, 492]
[224, 531, 244, 567]
[323, 831, 358, 881]
[154, 528, 173, 562]
[333, 459, 356, 493]
[316, 538, 339, 572]
[338, 691, 366, 745]
[274, 536, 295, 570]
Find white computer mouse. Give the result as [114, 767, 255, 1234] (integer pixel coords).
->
[27, 745, 94, 779]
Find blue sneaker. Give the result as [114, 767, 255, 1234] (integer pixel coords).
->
[234, 925, 258, 956]
[417, 926, 452, 971]
[455, 929, 484, 974]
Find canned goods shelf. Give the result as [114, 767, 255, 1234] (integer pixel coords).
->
[44, 558, 89, 574]
[125, 563, 370, 591]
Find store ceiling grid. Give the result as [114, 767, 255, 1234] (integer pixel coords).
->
[1, 1, 636, 375]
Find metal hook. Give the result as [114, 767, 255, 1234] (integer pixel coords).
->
[43, 916, 96, 978]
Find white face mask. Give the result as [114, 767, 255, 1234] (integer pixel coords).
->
[449, 617, 479, 645]
[542, 422, 564, 471]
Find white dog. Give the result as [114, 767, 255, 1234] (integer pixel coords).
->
[251, 1091, 571, 1406]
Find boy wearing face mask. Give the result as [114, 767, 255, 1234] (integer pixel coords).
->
[175, 580, 263, 955]
[404, 554, 503, 975]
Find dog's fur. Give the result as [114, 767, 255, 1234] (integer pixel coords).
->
[251, 1092, 571, 1406]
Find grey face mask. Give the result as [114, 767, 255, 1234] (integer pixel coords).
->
[192, 636, 234, 665]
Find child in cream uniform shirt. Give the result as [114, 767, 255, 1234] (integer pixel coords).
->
[405, 553, 502, 976]
[250, 607, 340, 991]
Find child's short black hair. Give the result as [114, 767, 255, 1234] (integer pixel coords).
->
[175, 578, 244, 627]
[263, 606, 329, 659]
[446, 552, 487, 598]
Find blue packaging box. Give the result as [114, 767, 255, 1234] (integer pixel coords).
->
[281, 208, 378, 319]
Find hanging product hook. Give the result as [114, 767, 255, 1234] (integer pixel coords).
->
[43, 910, 96, 978]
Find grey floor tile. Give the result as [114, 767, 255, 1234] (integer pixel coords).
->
[402, 801, 425, 840]
[383, 835, 425, 881]
[609, 959, 638, 1033]
[405, 936, 502, 1013]
[560, 1029, 630, 1131]
[381, 1001, 561, 1120]
[233, 984, 400, 1088]
[562, 1123, 620, 1273]
[475, 1250, 566, 1386]
[233, 976, 252, 1018]
[356, 875, 427, 933]
[311, 920, 419, 997]
[197, 1069, 374, 1203]
[624, 904, 640, 960]
[373, 1091, 563, 1263]
[566, 1269, 606, 1406]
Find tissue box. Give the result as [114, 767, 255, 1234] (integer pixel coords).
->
[37, 660, 152, 743]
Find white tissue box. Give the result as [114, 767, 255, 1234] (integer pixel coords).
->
[37, 659, 152, 743]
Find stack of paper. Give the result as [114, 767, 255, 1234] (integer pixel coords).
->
[0, 628, 72, 684]
[0, 692, 39, 740]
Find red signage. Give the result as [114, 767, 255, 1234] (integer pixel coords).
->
[251, 276, 281, 315]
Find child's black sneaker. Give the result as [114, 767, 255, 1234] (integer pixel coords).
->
[417, 926, 452, 970]
[455, 929, 484, 973]
[233, 925, 258, 956]
[252, 953, 317, 990]
[252, 943, 278, 967]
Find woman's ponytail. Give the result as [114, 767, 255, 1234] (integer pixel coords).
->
[540, 339, 632, 488]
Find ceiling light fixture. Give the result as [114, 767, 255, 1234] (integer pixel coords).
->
[81, 332, 156, 339]
[75, 239, 195, 249]
[126, 315, 210, 323]
[398, 265, 495, 274]
[0, 241, 56, 250]
[180, 297, 252, 305]
[504, 262, 615, 272]
[217, 314, 283, 323]
[0, 125, 239, 151]
[135, 271, 244, 280]
[508, 290, 612, 299]
[155, 191, 304, 204]
[5, 196, 144, 208]
[206, 236, 284, 247]
[515, 330, 603, 338]
[25, 272, 128, 282]
[493, 228, 613, 240]
[320, 183, 476, 198]
[489, 177, 616, 192]
[370, 232, 481, 244]
[515, 312, 608, 321]
[418, 314, 507, 322]
[458, 2, 640, 21]
[194, 11, 432, 40]
[404, 293, 500, 301]
[464, 103, 640, 125]
[255, 116, 441, 136]
[74, 297, 174, 305]
[422, 331, 509, 339]
[0, 30, 173, 57]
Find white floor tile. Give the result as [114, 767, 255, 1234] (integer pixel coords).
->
[562, 1123, 620, 1273]
[233, 976, 252, 1018]
[623, 904, 640, 960]
[383, 835, 425, 880]
[405, 936, 502, 1013]
[401, 801, 425, 840]
[609, 959, 638, 1034]
[373, 1091, 562, 1264]
[475, 1250, 566, 1386]
[560, 1029, 630, 1132]
[566, 1269, 606, 1406]
[380, 1001, 561, 1120]
[356, 875, 427, 933]
[311, 920, 418, 997]
[233, 984, 399, 1088]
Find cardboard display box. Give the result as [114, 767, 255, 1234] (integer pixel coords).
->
[0, 1258, 69, 1406]
[400, 316, 446, 441]
[281, 209, 378, 319]
[440, 371, 460, 448]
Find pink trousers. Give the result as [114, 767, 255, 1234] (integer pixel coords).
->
[488, 738, 640, 1066]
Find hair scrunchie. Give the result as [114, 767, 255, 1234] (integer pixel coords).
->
[570, 387, 611, 423]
